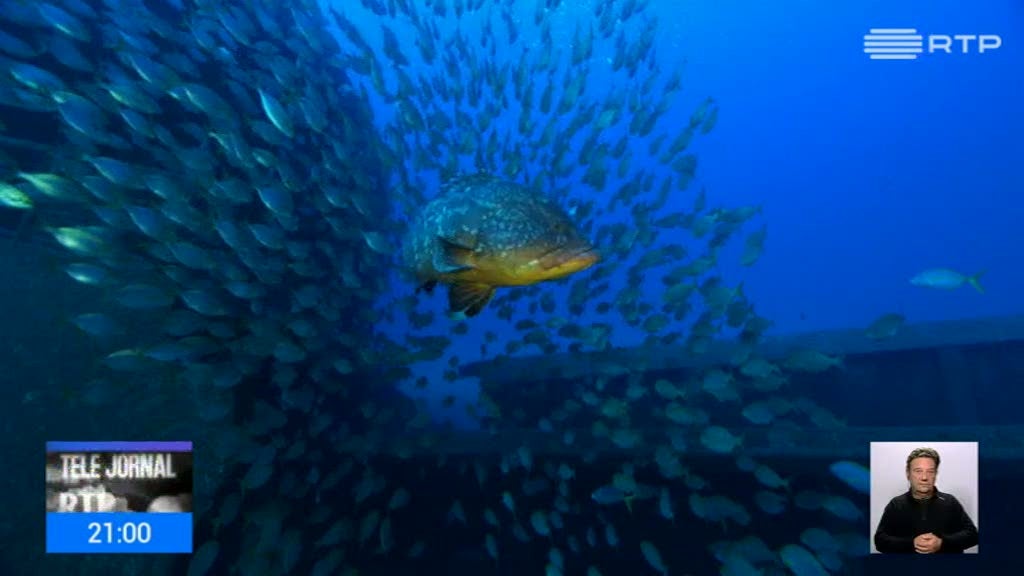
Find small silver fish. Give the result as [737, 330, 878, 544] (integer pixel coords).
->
[910, 268, 985, 293]
[591, 485, 631, 509]
[258, 88, 294, 138]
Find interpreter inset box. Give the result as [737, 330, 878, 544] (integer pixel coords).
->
[869, 442, 979, 554]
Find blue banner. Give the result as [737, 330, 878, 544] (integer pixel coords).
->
[46, 512, 192, 553]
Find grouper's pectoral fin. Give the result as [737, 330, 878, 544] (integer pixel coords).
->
[434, 235, 475, 274]
[448, 282, 496, 317]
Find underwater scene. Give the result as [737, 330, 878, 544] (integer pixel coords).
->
[1, 0, 1021, 574]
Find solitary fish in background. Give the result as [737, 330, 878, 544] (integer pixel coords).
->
[910, 268, 985, 293]
[402, 173, 599, 317]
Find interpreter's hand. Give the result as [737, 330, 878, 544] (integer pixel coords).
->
[914, 533, 943, 553]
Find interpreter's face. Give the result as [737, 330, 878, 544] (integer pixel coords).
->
[907, 457, 937, 496]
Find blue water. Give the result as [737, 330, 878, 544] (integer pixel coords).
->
[678, 0, 1023, 332]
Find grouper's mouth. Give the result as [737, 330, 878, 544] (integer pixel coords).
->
[570, 247, 600, 270]
[536, 244, 599, 275]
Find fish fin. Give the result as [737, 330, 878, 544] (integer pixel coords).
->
[968, 271, 985, 294]
[448, 283, 495, 317]
[625, 495, 634, 515]
[435, 235, 475, 273]
[416, 280, 438, 295]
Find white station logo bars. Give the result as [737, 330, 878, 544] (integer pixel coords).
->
[864, 28, 1002, 60]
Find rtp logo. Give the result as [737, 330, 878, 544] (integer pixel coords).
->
[863, 28, 1002, 60]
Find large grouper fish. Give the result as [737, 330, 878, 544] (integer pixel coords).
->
[402, 173, 599, 317]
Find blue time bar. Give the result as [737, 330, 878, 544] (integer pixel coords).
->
[46, 513, 193, 553]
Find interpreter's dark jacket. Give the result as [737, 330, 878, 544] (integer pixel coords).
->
[874, 488, 979, 553]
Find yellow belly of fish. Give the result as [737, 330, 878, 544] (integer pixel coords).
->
[440, 264, 547, 287]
